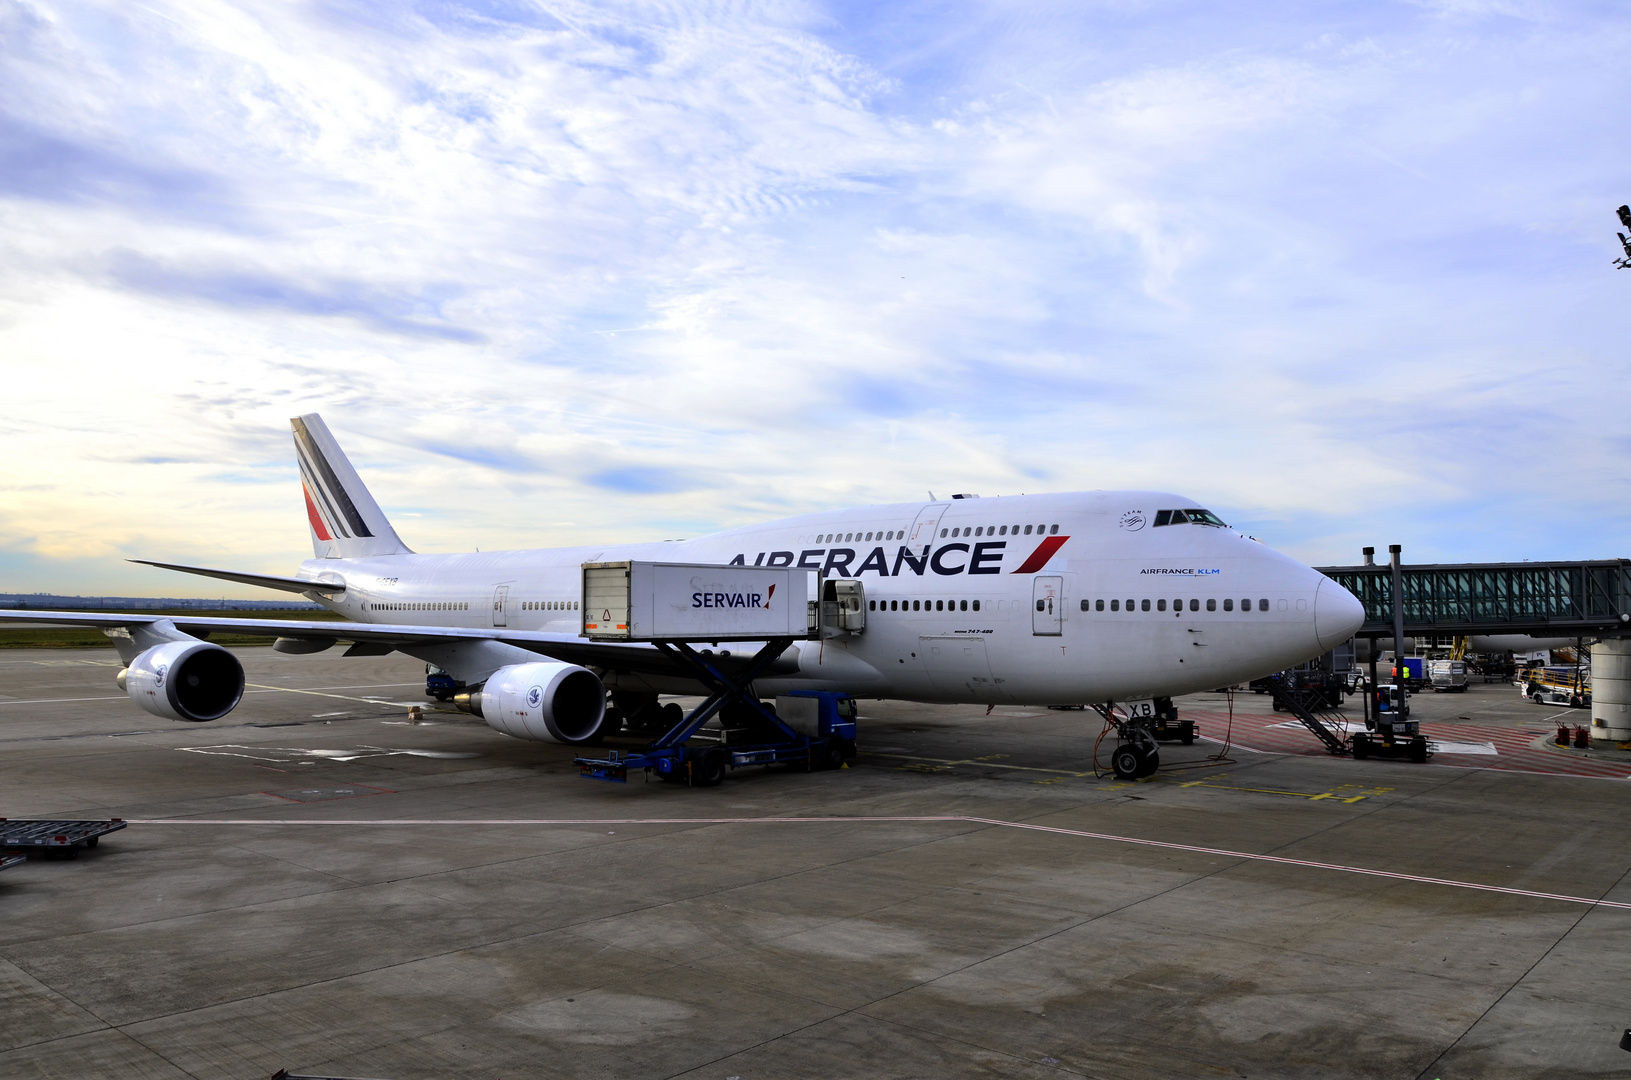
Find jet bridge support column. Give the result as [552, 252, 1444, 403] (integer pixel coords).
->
[1591, 638, 1631, 745]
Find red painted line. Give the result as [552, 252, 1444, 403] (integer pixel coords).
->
[302, 483, 332, 541]
[123, 814, 1631, 912]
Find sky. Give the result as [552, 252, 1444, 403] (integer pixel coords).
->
[2, 0, 1628, 597]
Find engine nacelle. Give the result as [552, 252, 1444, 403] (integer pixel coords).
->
[118, 640, 245, 722]
[456, 661, 608, 744]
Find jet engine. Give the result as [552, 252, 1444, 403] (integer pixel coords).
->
[116, 640, 245, 722]
[455, 661, 609, 745]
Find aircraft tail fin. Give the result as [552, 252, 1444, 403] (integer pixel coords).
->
[291, 414, 411, 559]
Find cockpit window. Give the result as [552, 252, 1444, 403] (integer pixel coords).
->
[1154, 508, 1227, 527]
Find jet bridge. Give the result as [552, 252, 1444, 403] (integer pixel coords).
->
[574, 561, 857, 787]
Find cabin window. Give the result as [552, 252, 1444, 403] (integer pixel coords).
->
[1110, 599, 1120, 611]
[935, 600, 943, 611]
[912, 600, 920, 611]
[1024, 525, 1033, 535]
[998, 525, 1007, 535]
[972, 600, 980, 611]
[1157, 599, 1167, 611]
[1206, 598, 1216, 611]
[1096, 599, 1104, 611]
[869, 600, 876, 611]
[1223, 598, 1233, 611]
[1190, 599, 1199, 611]
[1259, 599, 1270, 611]
[1141, 599, 1151, 612]
[1049, 524, 1059, 535]
[1080, 599, 1089, 612]
[940, 528, 948, 538]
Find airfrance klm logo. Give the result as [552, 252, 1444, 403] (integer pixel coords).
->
[728, 537, 1068, 577]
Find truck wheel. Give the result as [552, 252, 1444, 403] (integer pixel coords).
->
[1111, 744, 1142, 781]
[1352, 734, 1370, 760]
[1179, 723, 1194, 746]
[693, 748, 726, 787]
[812, 739, 844, 771]
[1409, 737, 1428, 764]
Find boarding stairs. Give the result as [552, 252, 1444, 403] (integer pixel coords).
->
[1268, 678, 1350, 756]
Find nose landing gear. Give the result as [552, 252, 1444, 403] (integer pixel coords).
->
[1095, 705, 1161, 780]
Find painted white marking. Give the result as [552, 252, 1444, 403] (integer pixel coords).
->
[120, 815, 1631, 912]
[1267, 719, 1497, 756]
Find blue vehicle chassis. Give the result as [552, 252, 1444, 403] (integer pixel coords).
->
[574, 637, 856, 785]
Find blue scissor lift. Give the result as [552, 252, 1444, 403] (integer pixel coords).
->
[571, 560, 858, 788]
[574, 637, 856, 787]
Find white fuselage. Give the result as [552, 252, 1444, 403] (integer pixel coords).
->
[302, 491, 1364, 705]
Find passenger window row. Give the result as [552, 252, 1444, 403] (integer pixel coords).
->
[941, 523, 1058, 538]
[869, 598, 982, 612]
[371, 601, 469, 612]
[1081, 598, 1271, 612]
[522, 601, 578, 611]
[813, 522, 1061, 543]
[819, 529, 904, 543]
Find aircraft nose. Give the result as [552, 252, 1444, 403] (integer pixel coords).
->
[1314, 578, 1367, 652]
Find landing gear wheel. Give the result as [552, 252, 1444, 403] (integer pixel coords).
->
[1111, 744, 1142, 781]
[1409, 736, 1428, 764]
[692, 747, 726, 787]
[1135, 745, 1160, 777]
[1352, 734, 1370, 760]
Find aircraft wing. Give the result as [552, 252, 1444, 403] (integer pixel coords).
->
[0, 609, 795, 679]
[127, 560, 345, 596]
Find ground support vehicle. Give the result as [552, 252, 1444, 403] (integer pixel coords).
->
[1148, 697, 1195, 745]
[0, 818, 126, 858]
[1352, 714, 1429, 763]
[1520, 666, 1591, 709]
[574, 638, 856, 787]
[1429, 659, 1468, 693]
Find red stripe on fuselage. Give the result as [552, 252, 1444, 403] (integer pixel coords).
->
[303, 484, 333, 541]
[1012, 535, 1068, 573]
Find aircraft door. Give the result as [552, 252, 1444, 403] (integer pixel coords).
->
[906, 503, 947, 547]
[492, 585, 509, 628]
[1032, 576, 1062, 636]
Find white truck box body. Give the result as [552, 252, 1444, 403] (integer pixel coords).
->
[583, 561, 812, 641]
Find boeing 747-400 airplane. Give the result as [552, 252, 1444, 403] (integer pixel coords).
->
[0, 415, 1365, 758]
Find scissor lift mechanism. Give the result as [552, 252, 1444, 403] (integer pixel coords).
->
[574, 638, 856, 785]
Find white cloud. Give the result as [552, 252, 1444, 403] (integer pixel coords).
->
[2, 0, 1629, 595]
